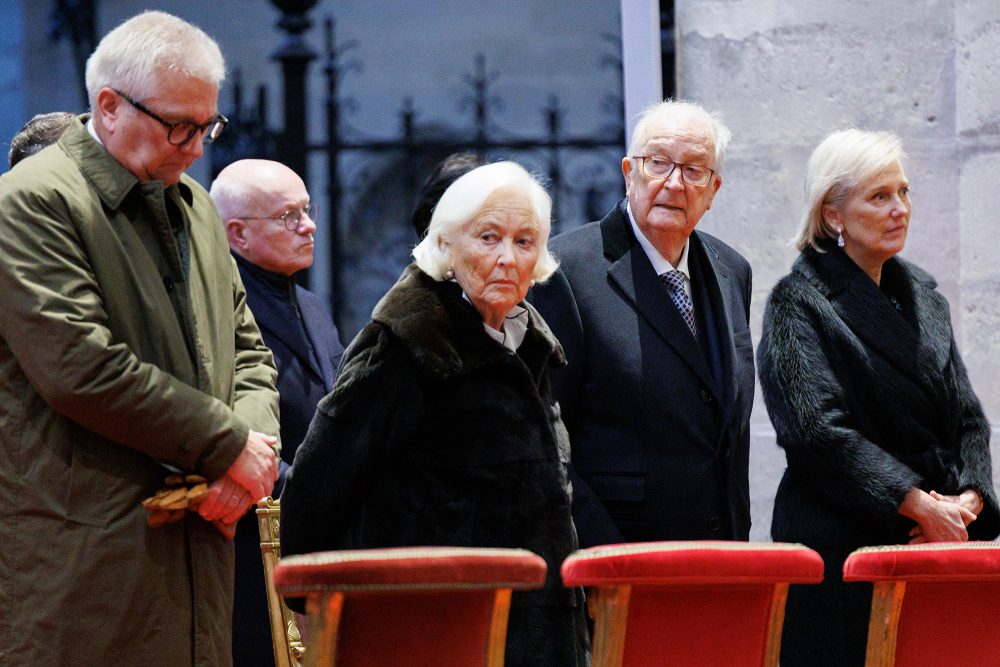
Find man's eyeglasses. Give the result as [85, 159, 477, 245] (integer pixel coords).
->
[114, 89, 228, 146]
[631, 156, 716, 187]
[241, 205, 318, 232]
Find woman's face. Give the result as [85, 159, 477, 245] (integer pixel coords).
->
[444, 186, 542, 329]
[824, 161, 910, 276]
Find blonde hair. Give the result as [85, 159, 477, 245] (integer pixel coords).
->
[412, 161, 558, 282]
[795, 128, 906, 251]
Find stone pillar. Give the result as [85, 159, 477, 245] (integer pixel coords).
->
[676, 0, 1000, 539]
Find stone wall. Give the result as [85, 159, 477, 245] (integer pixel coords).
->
[676, 0, 1000, 540]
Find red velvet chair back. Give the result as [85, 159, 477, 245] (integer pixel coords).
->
[843, 542, 1000, 667]
[561, 541, 824, 667]
[273, 546, 547, 667]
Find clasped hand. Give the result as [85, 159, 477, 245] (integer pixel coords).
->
[903, 488, 981, 544]
[197, 430, 279, 529]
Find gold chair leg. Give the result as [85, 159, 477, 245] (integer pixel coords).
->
[865, 581, 907, 667]
[307, 592, 344, 667]
[485, 588, 513, 667]
[762, 583, 789, 667]
[590, 585, 631, 667]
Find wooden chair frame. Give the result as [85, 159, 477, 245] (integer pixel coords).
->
[257, 497, 306, 667]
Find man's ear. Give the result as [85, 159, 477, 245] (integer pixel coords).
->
[95, 88, 122, 132]
[621, 157, 633, 196]
[225, 218, 249, 250]
[705, 173, 722, 211]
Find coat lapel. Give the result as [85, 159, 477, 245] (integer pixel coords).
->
[803, 245, 946, 388]
[297, 288, 337, 389]
[693, 233, 741, 426]
[237, 257, 327, 383]
[601, 206, 716, 391]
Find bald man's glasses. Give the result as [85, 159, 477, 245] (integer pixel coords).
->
[242, 205, 317, 232]
[114, 89, 228, 146]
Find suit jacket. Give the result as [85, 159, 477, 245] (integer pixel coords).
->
[530, 201, 754, 546]
[232, 255, 343, 667]
[235, 254, 343, 480]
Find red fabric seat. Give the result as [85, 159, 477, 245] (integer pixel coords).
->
[273, 546, 546, 667]
[561, 541, 824, 667]
[843, 542, 1000, 666]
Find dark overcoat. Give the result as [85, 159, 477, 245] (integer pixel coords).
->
[0, 117, 280, 666]
[529, 201, 755, 546]
[281, 264, 588, 666]
[757, 241, 1000, 666]
[232, 255, 343, 667]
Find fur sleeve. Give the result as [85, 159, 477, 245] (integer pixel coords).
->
[757, 277, 922, 529]
[280, 323, 425, 563]
[947, 338, 1000, 539]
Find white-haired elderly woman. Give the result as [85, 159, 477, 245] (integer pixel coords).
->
[281, 161, 589, 665]
[757, 129, 999, 665]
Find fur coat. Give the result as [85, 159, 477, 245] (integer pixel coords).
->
[281, 264, 589, 666]
[757, 241, 999, 665]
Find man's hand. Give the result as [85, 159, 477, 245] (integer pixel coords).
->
[226, 430, 279, 501]
[197, 475, 253, 524]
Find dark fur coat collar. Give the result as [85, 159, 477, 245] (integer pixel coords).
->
[372, 264, 566, 379]
[794, 240, 951, 385]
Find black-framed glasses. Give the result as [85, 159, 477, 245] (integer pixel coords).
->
[631, 156, 716, 187]
[242, 204, 317, 231]
[113, 89, 228, 146]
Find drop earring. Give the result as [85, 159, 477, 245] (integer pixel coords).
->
[837, 227, 845, 248]
[444, 268, 455, 280]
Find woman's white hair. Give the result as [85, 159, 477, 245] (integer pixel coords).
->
[85, 11, 226, 111]
[412, 161, 558, 282]
[627, 99, 732, 174]
[794, 128, 906, 251]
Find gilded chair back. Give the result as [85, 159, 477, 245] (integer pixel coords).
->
[257, 497, 306, 667]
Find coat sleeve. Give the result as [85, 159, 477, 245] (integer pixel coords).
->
[229, 257, 281, 444]
[530, 268, 626, 547]
[757, 279, 923, 530]
[279, 324, 426, 561]
[0, 181, 248, 478]
[946, 339, 1000, 539]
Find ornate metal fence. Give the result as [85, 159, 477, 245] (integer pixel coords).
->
[210, 7, 626, 336]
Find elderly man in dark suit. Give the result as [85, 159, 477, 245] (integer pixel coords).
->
[530, 100, 754, 547]
[211, 159, 344, 666]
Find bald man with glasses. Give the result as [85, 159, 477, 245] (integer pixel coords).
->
[530, 99, 755, 548]
[212, 158, 344, 667]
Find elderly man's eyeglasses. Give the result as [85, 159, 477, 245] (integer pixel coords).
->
[113, 89, 228, 146]
[631, 156, 716, 187]
[242, 205, 318, 231]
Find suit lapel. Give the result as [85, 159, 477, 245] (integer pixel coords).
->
[297, 288, 337, 389]
[692, 234, 741, 426]
[238, 259, 327, 383]
[602, 207, 716, 391]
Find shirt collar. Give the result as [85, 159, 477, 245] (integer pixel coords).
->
[86, 117, 103, 146]
[626, 200, 691, 279]
[462, 292, 529, 351]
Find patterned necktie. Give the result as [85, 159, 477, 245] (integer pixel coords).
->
[661, 270, 698, 340]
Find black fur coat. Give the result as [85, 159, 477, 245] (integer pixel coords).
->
[757, 241, 1000, 666]
[281, 264, 588, 666]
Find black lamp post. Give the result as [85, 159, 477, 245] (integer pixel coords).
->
[269, 0, 319, 188]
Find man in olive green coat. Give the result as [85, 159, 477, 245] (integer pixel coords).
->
[0, 12, 280, 666]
